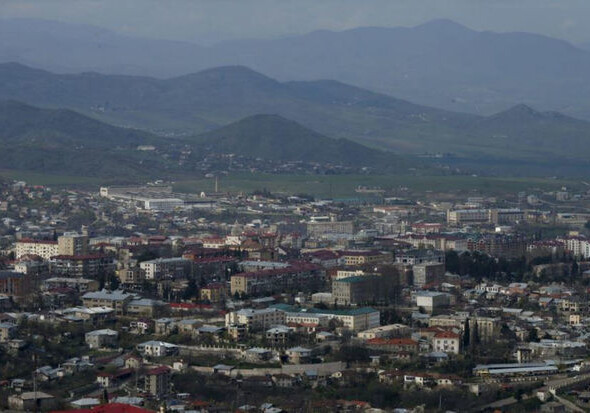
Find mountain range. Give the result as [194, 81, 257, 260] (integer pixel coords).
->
[3, 62, 590, 175]
[3, 18, 590, 119]
[0, 100, 409, 178]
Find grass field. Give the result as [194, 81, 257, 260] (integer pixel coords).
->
[173, 172, 579, 198]
[0, 169, 579, 198]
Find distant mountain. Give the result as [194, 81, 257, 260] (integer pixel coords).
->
[4, 18, 590, 119]
[4, 62, 590, 171]
[0, 62, 475, 147]
[193, 114, 408, 170]
[0, 100, 419, 177]
[0, 100, 173, 178]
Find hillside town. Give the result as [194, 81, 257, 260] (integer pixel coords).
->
[3, 179, 590, 412]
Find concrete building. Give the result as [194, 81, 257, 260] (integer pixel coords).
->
[413, 262, 445, 287]
[15, 239, 58, 260]
[140, 258, 192, 280]
[8, 392, 56, 411]
[0, 271, 32, 300]
[58, 232, 89, 256]
[225, 307, 285, 331]
[433, 331, 460, 355]
[306, 220, 354, 238]
[230, 263, 325, 296]
[332, 276, 376, 305]
[85, 329, 118, 349]
[415, 292, 452, 313]
[43, 277, 99, 293]
[447, 209, 488, 225]
[81, 289, 135, 315]
[50, 254, 115, 278]
[145, 366, 171, 397]
[339, 250, 389, 266]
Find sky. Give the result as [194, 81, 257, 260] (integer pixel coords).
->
[1, 0, 590, 45]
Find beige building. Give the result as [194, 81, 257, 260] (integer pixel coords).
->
[58, 233, 89, 256]
[15, 239, 58, 260]
[145, 366, 171, 397]
[433, 331, 460, 354]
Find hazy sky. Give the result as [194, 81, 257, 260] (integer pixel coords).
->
[2, 0, 590, 44]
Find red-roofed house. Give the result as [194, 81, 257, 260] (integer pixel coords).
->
[433, 331, 460, 354]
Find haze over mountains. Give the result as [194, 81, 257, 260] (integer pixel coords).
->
[0, 100, 409, 178]
[3, 18, 590, 119]
[3, 61, 590, 176]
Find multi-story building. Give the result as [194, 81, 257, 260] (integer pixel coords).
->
[489, 209, 524, 225]
[273, 304, 380, 332]
[412, 262, 445, 287]
[0, 271, 32, 300]
[57, 233, 89, 256]
[117, 266, 145, 285]
[224, 307, 285, 330]
[15, 239, 58, 260]
[81, 289, 135, 315]
[447, 209, 488, 225]
[85, 329, 118, 349]
[140, 258, 192, 280]
[145, 366, 171, 397]
[13, 260, 50, 277]
[43, 277, 100, 292]
[230, 263, 325, 296]
[50, 254, 115, 278]
[332, 276, 376, 305]
[433, 331, 460, 354]
[467, 234, 527, 258]
[558, 236, 590, 259]
[339, 250, 390, 266]
[395, 249, 445, 266]
[200, 282, 227, 303]
[306, 220, 354, 238]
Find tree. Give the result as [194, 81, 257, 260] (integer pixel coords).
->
[463, 318, 470, 348]
[528, 328, 540, 343]
[472, 321, 480, 346]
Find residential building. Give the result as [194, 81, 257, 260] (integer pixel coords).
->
[433, 331, 460, 355]
[140, 258, 192, 280]
[81, 289, 135, 315]
[85, 329, 118, 349]
[145, 366, 171, 397]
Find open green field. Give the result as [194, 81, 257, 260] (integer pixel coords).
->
[173, 172, 580, 198]
[0, 169, 580, 198]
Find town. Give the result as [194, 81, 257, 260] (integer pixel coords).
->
[2, 178, 590, 412]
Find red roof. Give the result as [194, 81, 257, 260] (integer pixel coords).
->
[52, 403, 153, 413]
[18, 238, 57, 245]
[434, 331, 460, 339]
[367, 338, 418, 346]
[146, 365, 170, 375]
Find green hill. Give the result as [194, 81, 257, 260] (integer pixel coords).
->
[0, 100, 173, 178]
[193, 114, 412, 171]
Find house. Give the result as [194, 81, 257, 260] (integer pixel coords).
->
[81, 290, 134, 315]
[8, 391, 56, 411]
[85, 329, 118, 349]
[244, 347, 273, 362]
[433, 331, 461, 355]
[286, 346, 313, 364]
[0, 322, 17, 342]
[136, 340, 178, 357]
[154, 318, 176, 335]
[365, 338, 419, 354]
[266, 325, 292, 347]
[96, 368, 133, 388]
[273, 373, 296, 388]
